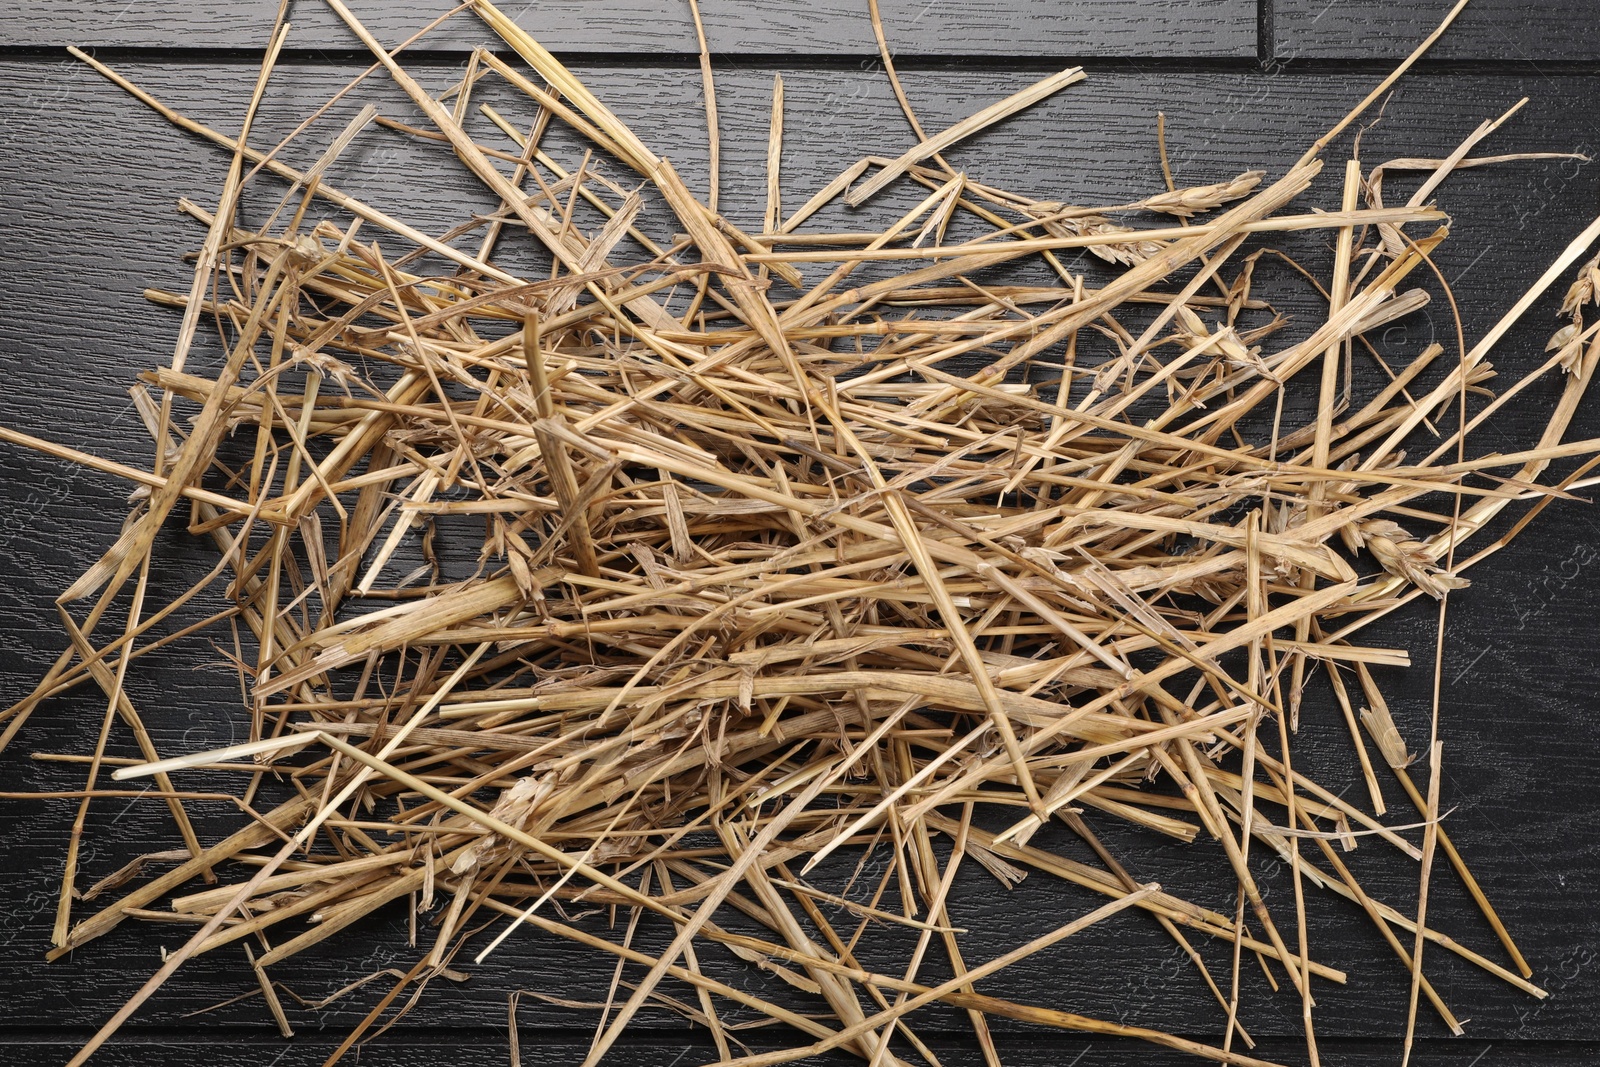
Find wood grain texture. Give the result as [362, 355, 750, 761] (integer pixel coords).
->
[6, 0, 1256, 57]
[1272, 0, 1600, 61]
[6, 1035, 1600, 1067]
[3, 13, 1600, 1064]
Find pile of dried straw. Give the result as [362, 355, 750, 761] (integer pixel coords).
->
[3, 0, 1598, 1064]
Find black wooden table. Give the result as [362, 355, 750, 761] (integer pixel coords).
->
[2, 2, 1599, 1064]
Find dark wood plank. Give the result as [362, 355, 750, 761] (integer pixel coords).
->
[1272, 0, 1600, 62]
[3, 46, 1600, 1065]
[6, 1034, 1599, 1067]
[8, 0, 1256, 57]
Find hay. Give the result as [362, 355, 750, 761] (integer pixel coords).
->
[2, 0, 1598, 1064]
